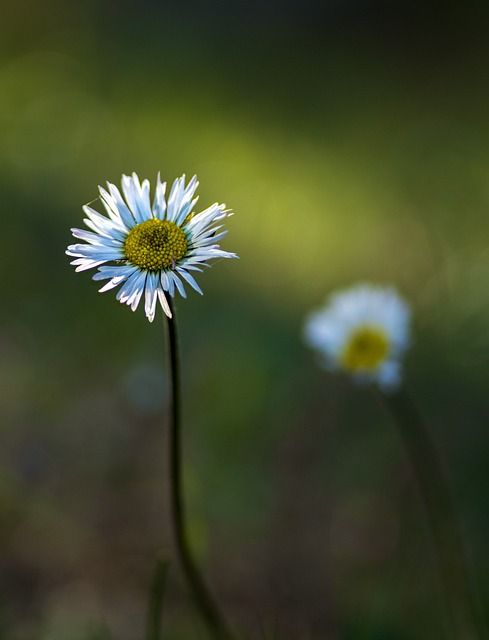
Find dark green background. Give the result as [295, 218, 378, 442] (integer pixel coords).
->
[1, 1, 489, 638]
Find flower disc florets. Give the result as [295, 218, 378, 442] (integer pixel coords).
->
[66, 172, 237, 322]
[303, 284, 411, 391]
[124, 219, 188, 271]
[342, 326, 389, 371]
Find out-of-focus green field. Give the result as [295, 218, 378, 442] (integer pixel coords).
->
[1, 1, 489, 638]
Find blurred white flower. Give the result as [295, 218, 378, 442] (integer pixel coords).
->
[303, 284, 411, 391]
[67, 173, 237, 321]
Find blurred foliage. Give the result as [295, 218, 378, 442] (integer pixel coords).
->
[1, 0, 489, 638]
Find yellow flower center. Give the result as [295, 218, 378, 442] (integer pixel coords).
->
[124, 219, 188, 271]
[341, 326, 389, 372]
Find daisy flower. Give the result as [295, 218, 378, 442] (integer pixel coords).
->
[303, 284, 411, 391]
[67, 173, 237, 321]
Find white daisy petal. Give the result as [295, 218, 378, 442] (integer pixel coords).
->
[174, 175, 199, 226]
[176, 268, 203, 295]
[128, 271, 147, 311]
[73, 259, 109, 272]
[117, 270, 141, 303]
[176, 257, 203, 270]
[153, 172, 167, 220]
[187, 204, 227, 235]
[122, 173, 151, 224]
[66, 242, 123, 256]
[189, 248, 237, 262]
[179, 263, 203, 272]
[99, 275, 127, 293]
[83, 204, 125, 233]
[166, 176, 185, 222]
[82, 206, 128, 238]
[160, 270, 171, 291]
[71, 228, 122, 247]
[68, 172, 237, 321]
[193, 229, 228, 246]
[98, 187, 133, 231]
[157, 288, 172, 318]
[93, 265, 138, 282]
[144, 273, 159, 322]
[105, 182, 137, 228]
[168, 271, 187, 298]
[303, 284, 412, 391]
[165, 270, 175, 296]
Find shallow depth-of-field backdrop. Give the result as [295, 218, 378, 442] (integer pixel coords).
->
[1, 1, 489, 638]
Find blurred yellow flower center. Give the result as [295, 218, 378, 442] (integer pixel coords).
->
[124, 219, 188, 271]
[342, 326, 389, 371]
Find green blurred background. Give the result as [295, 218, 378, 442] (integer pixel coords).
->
[1, 1, 489, 638]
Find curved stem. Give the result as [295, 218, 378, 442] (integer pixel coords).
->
[165, 297, 232, 639]
[146, 552, 170, 640]
[380, 387, 483, 640]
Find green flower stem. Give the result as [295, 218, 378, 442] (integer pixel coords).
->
[165, 297, 233, 639]
[380, 387, 483, 640]
[146, 552, 170, 640]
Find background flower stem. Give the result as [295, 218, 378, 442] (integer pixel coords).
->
[145, 552, 170, 640]
[165, 297, 233, 639]
[379, 387, 484, 640]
